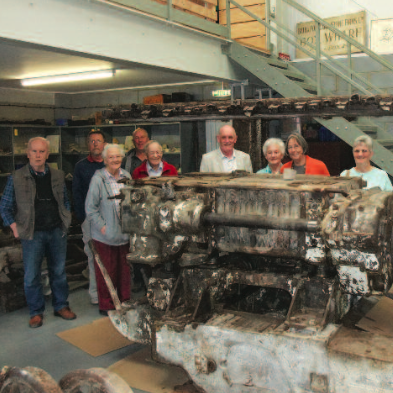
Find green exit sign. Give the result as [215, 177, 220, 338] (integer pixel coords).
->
[212, 89, 231, 97]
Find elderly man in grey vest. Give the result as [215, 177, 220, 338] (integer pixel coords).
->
[122, 127, 150, 174]
[0, 137, 76, 328]
[200, 125, 253, 173]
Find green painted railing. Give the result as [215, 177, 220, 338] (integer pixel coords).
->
[225, 0, 393, 96]
[104, 0, 393, 98]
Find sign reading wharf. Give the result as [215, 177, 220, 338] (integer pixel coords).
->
[295, 11, 366, 59]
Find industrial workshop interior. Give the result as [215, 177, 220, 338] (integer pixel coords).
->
[3, 0, 393, 392]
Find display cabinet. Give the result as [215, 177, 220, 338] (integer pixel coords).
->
[0, 122, 192, 194]
[60, 125, 97, 177]
[0, 126, 13, 197]
[97, 123, 181, 173]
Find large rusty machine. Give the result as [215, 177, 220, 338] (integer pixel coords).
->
[96, 172, 393, 393]
[4, 92, 393, 392]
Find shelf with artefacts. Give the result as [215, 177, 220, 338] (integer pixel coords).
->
[60, 125, 98, 178]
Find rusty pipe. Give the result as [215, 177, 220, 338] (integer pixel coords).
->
[203, 213, 320, 232]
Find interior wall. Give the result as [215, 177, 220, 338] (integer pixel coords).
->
[0, 87, 55, 124]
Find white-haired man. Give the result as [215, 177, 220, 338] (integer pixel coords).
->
[200, 125, 252, 173]
[0, 137, 76, 328]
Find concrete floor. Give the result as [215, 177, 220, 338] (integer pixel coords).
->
[0, 287, 149, 393]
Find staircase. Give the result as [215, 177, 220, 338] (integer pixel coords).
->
[223, 0, 393, 176]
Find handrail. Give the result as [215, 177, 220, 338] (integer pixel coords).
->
[226, 0, 391, 96]
[270, 17, 383, 95]
[227, 0, 378, 96]
[283, 0, 393, 74]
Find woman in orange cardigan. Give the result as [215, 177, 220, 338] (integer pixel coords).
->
[280, 133, 330, 176]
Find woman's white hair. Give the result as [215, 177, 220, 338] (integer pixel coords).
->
[102, 143, 125, 160]
[263, 138, 285, 156]
[353, 135, 373, 152]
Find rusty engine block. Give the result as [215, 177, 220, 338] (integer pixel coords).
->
[103, 173, 393, 393]
[114, 173, 393, 333]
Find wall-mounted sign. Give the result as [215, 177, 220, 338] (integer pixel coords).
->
[296, 11, 366, 59]
[212, 89, 231, 97]
[371, 18, 393, 54]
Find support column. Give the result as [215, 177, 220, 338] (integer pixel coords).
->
[233, 119, 264, 172]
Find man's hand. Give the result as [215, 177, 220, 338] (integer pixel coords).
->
[100, 226, 106, 235]
[10, 222, 19, 239]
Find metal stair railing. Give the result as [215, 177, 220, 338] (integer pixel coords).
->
[225, 0, 393, 97]
[268, 18, 382, 96]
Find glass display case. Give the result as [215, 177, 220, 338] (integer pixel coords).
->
[60, 126, 96, 177]
[0, 122, 189, 195]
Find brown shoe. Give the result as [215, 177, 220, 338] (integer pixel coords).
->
[54, 307, 77, 320]
[29, 314, 43, 328]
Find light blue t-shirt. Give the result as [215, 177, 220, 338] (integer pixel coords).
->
[257, 165, 272, 174]
[256, 164, 282, 174]
[340, 167, 393, 191]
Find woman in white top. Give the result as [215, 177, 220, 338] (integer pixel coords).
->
[341, 135, 392, 191]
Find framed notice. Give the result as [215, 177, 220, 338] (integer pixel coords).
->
[296, 11, 366, 59]
[371, 18, 393, 54]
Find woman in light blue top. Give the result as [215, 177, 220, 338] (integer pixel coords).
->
[341, 135, 392, 191]
[257, 138, 285, 174]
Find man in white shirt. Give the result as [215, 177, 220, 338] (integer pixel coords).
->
[200, 125, 253, 173]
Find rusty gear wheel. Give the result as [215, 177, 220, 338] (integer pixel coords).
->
[0, 366, 62, 393]
[59, 368, 133, 393]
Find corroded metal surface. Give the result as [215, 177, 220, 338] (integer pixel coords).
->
[59, 368, 133, 393]
[323, 188, 393, 295]
[99, 173, 393, 392]
[0, 367, 62, 393]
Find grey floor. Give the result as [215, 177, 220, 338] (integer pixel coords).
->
[0, 287, 149, 393]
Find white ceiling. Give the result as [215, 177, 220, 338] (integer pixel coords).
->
[0, 39, 217, 94]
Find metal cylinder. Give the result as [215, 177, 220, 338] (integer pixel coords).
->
[203, 213, 320, 232]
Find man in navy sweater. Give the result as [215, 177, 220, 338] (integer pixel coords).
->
[72, 130, 106, 304]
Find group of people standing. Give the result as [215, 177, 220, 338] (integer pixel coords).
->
[0, 123, 391, 328]
[0, 128, 178, 327]
[203, 125, 392, 192]
[71, 129, 179, 318]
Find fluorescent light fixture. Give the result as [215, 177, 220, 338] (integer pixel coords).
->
[21, 70, 115, 86]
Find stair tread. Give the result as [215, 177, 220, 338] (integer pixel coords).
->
[265, 57, 289, 69]
[280, 69, 308, 81]
[296, 81, 317, 92]
[376, 139, 393, 145]
[354, 125, 379, 132]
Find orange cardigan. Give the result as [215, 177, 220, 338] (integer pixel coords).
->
[280, 155, 330, 176]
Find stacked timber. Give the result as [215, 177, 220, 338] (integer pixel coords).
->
[153, 0, 218, 22]
[218, 0, 267, 52]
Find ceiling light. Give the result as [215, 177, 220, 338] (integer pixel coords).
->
[21, 70, 115, 86]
